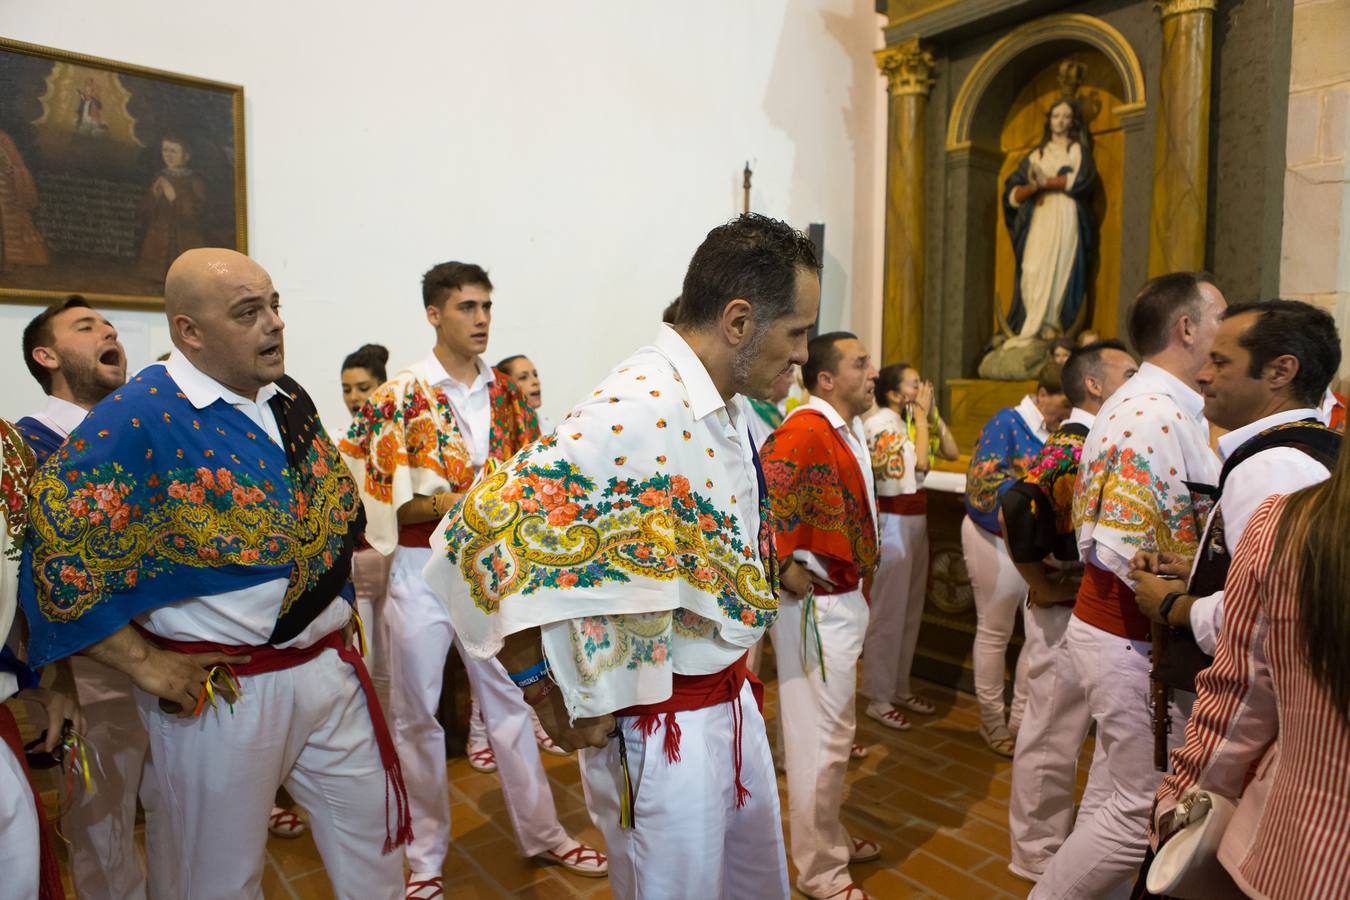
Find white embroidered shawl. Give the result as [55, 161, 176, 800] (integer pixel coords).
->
[1074, 362, 1219, 572]
[422, 330, 778, 718]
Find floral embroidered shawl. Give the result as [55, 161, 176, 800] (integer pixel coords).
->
[1001, 421, 1090, 564]
[422, 335, 779, 719]
[1074, 363, 1219, 567]
[2, 421, 35, 701]
[864, 406, 919, 497]
[340, 365, 538, 555]
[19, 366, 363, 666]
[761, 406, 878, 593]
[964, 400, 1046, 534]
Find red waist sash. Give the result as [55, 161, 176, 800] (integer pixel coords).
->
[397, 520, 438, 548]
[1073, 562, 1150, 641]
[613, 654, 763, 809]
[880, 490, 927, 516]
[0, 705, 64, 900]
[140, 626, 412, 853]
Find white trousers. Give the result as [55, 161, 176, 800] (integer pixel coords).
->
[135, 647, 404, 900]
[580, 680, 789, 900]
[1008, 602, 1093, 879]
[771, 588, 869, 898]
[352, 547, 393, 713]
[0, 731, 38, 900]
[862, 512, 929, 703]
[61, 657, 149, 900]
[962, 517, 1030, 733]
[1029, 617, 1187, 900]
[386, 546, 567, 873]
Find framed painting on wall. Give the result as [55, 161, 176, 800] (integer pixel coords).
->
[0, 37, 245, 308]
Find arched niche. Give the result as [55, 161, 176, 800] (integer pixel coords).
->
[938, 14, 1149, 376]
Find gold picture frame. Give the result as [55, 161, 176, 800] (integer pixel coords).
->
[0, 36, 246, 309]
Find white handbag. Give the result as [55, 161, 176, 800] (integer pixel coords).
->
[1146, 790, 1246, 898]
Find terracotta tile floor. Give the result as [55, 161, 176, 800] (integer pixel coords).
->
[44, 670, 1093, 899]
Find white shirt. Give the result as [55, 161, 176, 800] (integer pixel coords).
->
[1187, 407, 1330, 654]
[1066, 407, 1097, 431]
[1015, 394, 1052, 442]
[28, 394, 89, 439]
[1318, 388, 1344, 427]
[746, 409, 777, 451]
[654, 325, 762, 545]
[136, 352, 350, 648]
[419, 353, 494, 471]
[789, 396, 879, 588]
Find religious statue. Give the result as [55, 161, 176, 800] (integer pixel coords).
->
[979, 79, 1100, 381]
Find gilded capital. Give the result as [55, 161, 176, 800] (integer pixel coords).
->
[876, 38, 936, 97]
[1154, 0, 1217, 19]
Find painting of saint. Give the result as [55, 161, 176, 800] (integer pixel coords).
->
[138, 135, 207, 278]
[0, 38, 244, 306]
[0, 129, 50, 269]
[75, 77, 109, 135]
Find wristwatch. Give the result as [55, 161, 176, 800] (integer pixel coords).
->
[1158, 590, 1186, 626]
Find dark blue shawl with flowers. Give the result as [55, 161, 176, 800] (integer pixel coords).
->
[19, 364, 363, 666]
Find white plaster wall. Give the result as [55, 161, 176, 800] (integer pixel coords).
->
[1280, 0, 1350, 380]
[1, 0, 886, 431]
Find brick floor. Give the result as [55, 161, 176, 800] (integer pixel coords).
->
[41, 670, 1094, 899]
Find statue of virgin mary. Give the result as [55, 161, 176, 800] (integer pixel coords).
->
[1001, 97, 1097, 344]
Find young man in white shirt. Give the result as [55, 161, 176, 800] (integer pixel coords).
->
[18, 297, 155, 900]
[762, 332, 882, 900]
[341, 262, 605, 898]
[998, 340, 1137, 881]
[1031, 272, 1226, 899]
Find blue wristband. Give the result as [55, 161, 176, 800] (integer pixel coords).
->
[508, 658, 551, 689]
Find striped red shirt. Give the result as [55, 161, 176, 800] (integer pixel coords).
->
[1156, 494, 1350, 899]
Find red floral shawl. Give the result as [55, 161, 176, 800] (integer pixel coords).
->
[761, 408, 878, 594]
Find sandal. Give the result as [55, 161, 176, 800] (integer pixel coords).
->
[979, 723, 1016, 758]
[849, 836, 881, 863]
[865, 702, 911, 731]
[849, 743, 869, 759]
[405, 874, 443, 899]
[540, 840, 608, 877]
[893, 694, 936, 715]
[818, 883, 872, 899]
[467, 745, 498, 773]
[267, 805, 307, 838]
[538, 734, 570, 757]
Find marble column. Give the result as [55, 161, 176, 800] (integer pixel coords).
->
[1148, 0, 1218, 276]
[876, 38, 935, 369]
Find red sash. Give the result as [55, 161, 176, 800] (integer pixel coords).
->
[0, 705, 64, 900]
[880, 490, 927, 516]
[613, 655, 762, 809]
[140, 627, 412, 853]
[397, 519, 440, 548]
[1073, 563, 1151, 641]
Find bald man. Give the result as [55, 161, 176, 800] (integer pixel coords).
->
[19, 249, 408, 900]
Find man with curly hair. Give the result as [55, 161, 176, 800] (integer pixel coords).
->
[341, 261, 604, 898]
